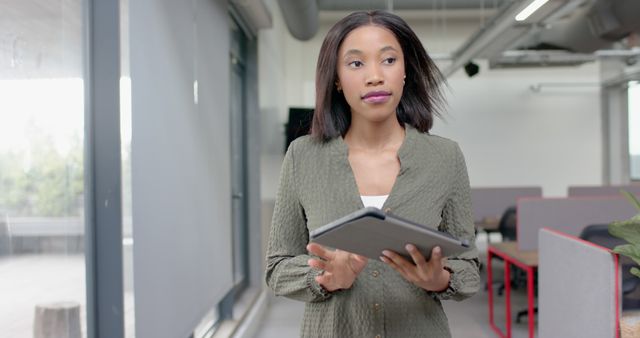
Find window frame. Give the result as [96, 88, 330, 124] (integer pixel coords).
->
[84, 0, 126, 337]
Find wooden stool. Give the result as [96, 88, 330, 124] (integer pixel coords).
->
[34, 302, 82, 338]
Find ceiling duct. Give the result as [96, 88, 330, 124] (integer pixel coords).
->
[316, 0, 508, 11]
[523, 0, 640, 53]
[230, 0, 273, 35]
[443, 0, 541, 77]
[611, 1, 640, 35]
[532, 4, 613, 54]
[587, 1, 628, 41]
[489, 50, 597, 68]
[278, 0, 319, 41]
[445, 0, 640, 75]
[587, 0, 640, 41]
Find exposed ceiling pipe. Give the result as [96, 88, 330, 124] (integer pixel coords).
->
[442, 0, 531, 77]
[230, 0, 273, 36]
[443, 0, 621, 75]
[317, 0, 508, 11]
[530, 0, 640, 54]
[535, 6, 612, 53]
[612, 1, 640, 34]
[589, 0, 640, 40]
[277, 0, 319, 41]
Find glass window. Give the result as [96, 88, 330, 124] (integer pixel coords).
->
[0, 0, 87, 336]
[230, 18, 249, 290]
[630, 81, 640, 180]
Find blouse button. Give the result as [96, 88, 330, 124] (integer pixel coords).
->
[374, 303, 381, 311]
[371, 270, 379, 278]
[383, 207, 392, 213]
[375, 335, 382, 338]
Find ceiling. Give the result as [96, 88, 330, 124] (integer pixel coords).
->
[317, 0, 508, 11]
[313, 0, 640, 74]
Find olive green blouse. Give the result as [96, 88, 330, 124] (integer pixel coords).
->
[265, 126, 481, 338]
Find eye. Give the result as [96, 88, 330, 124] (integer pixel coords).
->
[348, 60, 364, 68]
[382, 57, 396, 65]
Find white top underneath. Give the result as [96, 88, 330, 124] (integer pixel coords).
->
[360, 195, 389, 209]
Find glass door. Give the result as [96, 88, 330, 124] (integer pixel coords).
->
[0, 0, 87, 336]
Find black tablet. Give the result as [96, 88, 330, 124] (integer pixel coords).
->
[309, 207, 471, 261]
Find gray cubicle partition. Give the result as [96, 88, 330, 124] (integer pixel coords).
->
[539, 228, 619, 338]
[470, 187, 542, 222]
[568, 185, 640, 197]
[517, 196, 638, 251]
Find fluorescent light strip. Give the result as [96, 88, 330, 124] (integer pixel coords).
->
[515, 0, 550, 21]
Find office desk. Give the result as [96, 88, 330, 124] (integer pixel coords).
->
[487, 242, 538, 338]
[475, 217, 500, 247]
[475, 216, 500, 232]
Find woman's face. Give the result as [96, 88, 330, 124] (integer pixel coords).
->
[336, 24, 405, 124]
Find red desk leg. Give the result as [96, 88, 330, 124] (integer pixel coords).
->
[527, 266, 535, 338]
[505, 262, 512, 338]
[488, 248, 508, 338]
[488, 250, 494, 326]
[488, 247, 537, 338]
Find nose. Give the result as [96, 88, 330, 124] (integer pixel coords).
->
[366, 64, 384, 86]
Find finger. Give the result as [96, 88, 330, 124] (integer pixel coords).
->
[307, 243, 335, 260]
[315, 272, 331, 287]
[428, 246, 444, 270]
[308, 258, 328, 272]
[405, 244, 428, 271]
[380, 255, 406, 277]
[383, 250, 416, 273]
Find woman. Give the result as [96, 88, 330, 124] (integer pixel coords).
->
[266, 10, 480, 338]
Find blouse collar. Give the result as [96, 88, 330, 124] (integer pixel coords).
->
[327, 124, 421, 174]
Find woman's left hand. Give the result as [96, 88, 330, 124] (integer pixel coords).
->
[380, 244, 451, 292]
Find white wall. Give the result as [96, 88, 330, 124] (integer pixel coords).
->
[438, 62, 601, 197]
[267, 10, 603, 197]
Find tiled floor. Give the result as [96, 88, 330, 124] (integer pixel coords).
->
[255, 283, 534, 338]
[0, 254, 136, 338]
[0, 255, 88, 338]
[255, 238, 537, 338]
[0, 236, 536, 338]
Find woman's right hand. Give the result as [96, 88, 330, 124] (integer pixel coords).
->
[306, 243, 368, 292]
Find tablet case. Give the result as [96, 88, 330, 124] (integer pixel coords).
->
[309, 207, 470, 261]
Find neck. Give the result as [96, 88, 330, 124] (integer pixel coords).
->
[344, 115, 405, 151]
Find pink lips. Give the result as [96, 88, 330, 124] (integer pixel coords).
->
[362, 91, 391, 104]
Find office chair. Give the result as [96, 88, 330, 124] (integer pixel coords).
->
[485, 206, 514, 293]
[494, 206, 529, 296]
[580, 224, 640, 310]
[498, 206, 517, 242]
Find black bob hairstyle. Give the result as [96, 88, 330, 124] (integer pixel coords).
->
[311, 10, 447, 141]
